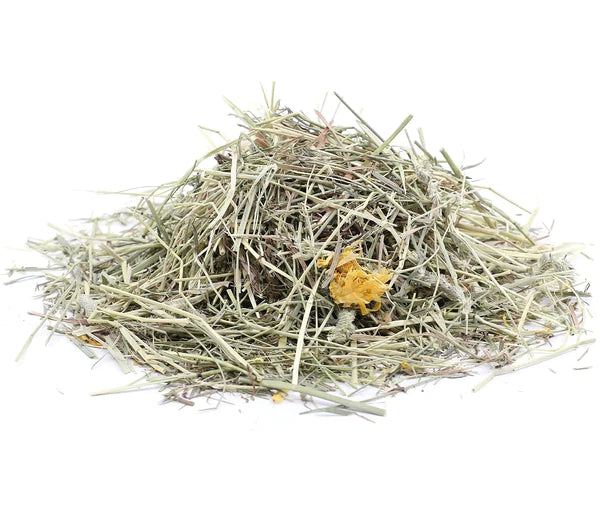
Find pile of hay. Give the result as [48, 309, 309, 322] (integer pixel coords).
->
[15, 93, 589, 415]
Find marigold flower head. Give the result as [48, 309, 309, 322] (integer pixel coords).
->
[318, 242, 392, 315]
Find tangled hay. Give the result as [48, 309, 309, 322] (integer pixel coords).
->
[13, 92, 590, 415]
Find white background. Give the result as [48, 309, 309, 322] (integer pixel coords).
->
[0, 1, 598, 505]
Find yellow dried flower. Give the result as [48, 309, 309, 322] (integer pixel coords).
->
[318, 243, 392, 315]
[272, 391, 287, 403]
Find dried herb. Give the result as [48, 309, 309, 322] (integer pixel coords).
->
[10, 89, 592, 416]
